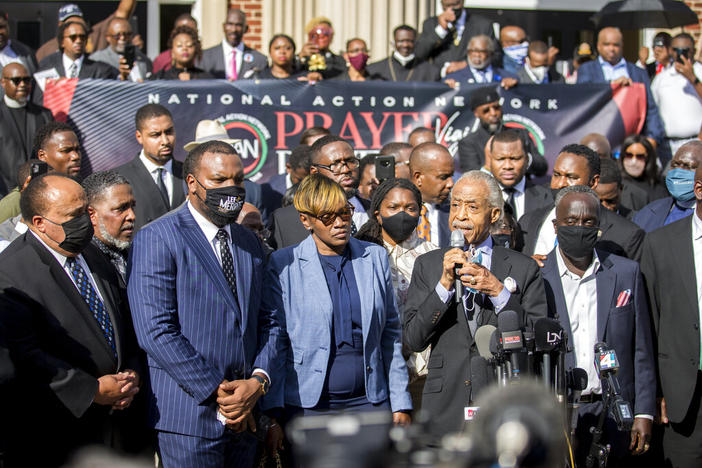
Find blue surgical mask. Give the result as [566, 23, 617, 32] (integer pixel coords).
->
[666, 168, 696, 204]
[503, 41, 529, 65]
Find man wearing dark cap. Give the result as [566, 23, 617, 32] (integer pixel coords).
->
[638, 32, 672, 79]
[35, 0, 137, 62]
[457, 86, 547, 176]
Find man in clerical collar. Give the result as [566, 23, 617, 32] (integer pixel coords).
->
[367, 25, 439, 82]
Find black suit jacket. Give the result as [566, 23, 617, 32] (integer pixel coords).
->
[415, 9, 495, 66]
[542, 248, 656, 417]
[640, 215, 700, 423]
[518, 203, 645, 261]
[115, 156, 186, 231]
[620, 180, 650, 211]
[366, 56, 440, 82]
[522, 180, 554, 218]
[403, 245, 547, 438]
[0, 101, 52, 194]
[457, 124, 547, 177]
[37, 51, 118, 79]
[0, 232, 140, 464]
[199, 44, 268, 80]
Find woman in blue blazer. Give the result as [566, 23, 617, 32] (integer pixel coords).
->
[262, 174, 412, 437]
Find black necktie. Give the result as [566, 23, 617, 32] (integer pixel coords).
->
[216, 229, 238, 302]
[504, 187, 517, 217]
[156, 167, 170, 209]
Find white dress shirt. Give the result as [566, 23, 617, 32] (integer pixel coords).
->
[651, 62, 702, 139]
[29, 229, 105, 302]
[186, 201, 270, 386]
[349, 195, 369, 231]
[501, 177, 526, 220]
[62, 53, 85, 78]
[285, 173, 293, 190]
[139, 150, 174, 205]
[534, 206, 557, 256]
[222, 40, 245, 81]
[556, 247, 601, 396]
[468, 65, 494, 83]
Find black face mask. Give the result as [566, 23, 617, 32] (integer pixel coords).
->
[492, 233, 512, 249]
[195, 178, 246, 228]
[556, 225, 599, 259]
[44, 212, 94, 254]
[381, 212, 419, 244]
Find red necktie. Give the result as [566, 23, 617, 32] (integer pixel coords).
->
[656, 63, 664, 75]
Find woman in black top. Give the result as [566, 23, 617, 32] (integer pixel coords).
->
[618, 135, 668, 202]
[259, 34, 318, 81]
[151, 26, 212, 80]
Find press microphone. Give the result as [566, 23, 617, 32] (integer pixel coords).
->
[497, 310, 523, 380]
[470, 356, 490, 402]
[450, 230, 465, 304]
[489, 329, 506, 386]
[534, 318, 564, 388]
[593, 342, 634, 430]
[475, 325, 496, 359]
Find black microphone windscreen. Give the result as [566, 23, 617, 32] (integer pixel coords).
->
[475, 325, 496, 359]
[570, 367, 588, 391]
[593, 342, 607, 354]
[489, 329, 501, 355]
[450, 229, 465, 248]
[471, 356, 489, 401]
[497, 310, 520, 332]
[534, 318, 564, 351]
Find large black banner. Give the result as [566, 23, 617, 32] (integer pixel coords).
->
[44, 79, 646, 182]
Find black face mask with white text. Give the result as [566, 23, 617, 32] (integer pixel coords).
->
[194, 178, 246, 228]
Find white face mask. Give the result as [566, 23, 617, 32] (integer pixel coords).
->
[528, 63, 548, 82]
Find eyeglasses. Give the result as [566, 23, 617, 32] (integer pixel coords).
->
[312, 157, 360, 173]
[468, 48, 490, 54]
[108, 32, 132, 39]
[303, 204, 355, 226]
[2, 76, 31, 86]
[66, 34, 87, 42]
[622, 151, 647, 162]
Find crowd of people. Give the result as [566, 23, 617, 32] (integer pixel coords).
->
[1, 0, 702, 467]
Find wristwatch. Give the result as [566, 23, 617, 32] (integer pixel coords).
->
[252, 374, 269, 395]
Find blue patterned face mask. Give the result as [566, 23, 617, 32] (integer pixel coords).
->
[665, 168, 696, 203]
[503, 41, 529, 65]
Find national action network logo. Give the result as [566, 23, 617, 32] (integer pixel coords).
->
[219, 113, 271, 178]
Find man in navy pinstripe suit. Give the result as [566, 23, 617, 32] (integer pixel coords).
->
[128, 141, 279, 467]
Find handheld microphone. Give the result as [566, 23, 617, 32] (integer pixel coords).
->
[497, 310, 523, 380]
[470, 356, 490, 402]
[450, 230, 465, 304]
[475, 325, 496, 359]
[534, 318, 564, 388]
[593, 342, 634, 430]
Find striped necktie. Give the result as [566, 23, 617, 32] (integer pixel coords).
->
[417, 205, 431, 242]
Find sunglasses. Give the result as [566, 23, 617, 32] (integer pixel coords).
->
[622, 151, 647, 162]
[66, 34, 87, 42]
[2, 76, 31, 86]
[303, 204, 355, 226]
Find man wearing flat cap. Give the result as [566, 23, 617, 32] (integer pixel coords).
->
[457, 86, 547, 176]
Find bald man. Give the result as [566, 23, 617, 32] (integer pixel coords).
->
[0, 62, 53, 195]
[500, 25, 528, 75]
[0, 173, 141, 466]
[641, 162, 702, 467]
[408, 127, 436, 147]
[578, 27, 665, 147]
[410, 142, 454, 247]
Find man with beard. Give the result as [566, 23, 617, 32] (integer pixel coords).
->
[270, 135, 369, 248]
[457, 86, 547, 176]
[368, 25, 439, 82]
[116, 104, 185, 231]
[200, 8, 267, 81]
[0, 62, 53, 195]
[444, 35, 517, 87]
[90, 17, 152, 81]
[128, 140, 277, 467]
[82, 171, 136, 286]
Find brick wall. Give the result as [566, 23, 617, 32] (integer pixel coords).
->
[230, 0, 264, 52]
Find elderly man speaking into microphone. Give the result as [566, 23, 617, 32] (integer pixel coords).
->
[403, 170, 547, 440]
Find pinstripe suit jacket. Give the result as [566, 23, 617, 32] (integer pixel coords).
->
[261, 236, 412, 413]
[127, 203, 278, 438]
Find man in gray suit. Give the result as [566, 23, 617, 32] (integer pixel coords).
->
[90, 17, 152, 81]
[200, 8, 267, 80]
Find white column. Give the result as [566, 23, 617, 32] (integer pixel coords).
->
[146, 0, 160, 60]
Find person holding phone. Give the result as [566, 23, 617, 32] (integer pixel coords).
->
[651, 33, 702, 158]
[90, 17, 152, 81]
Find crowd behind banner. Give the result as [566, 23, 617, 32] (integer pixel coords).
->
[1, 1, 702, 468]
